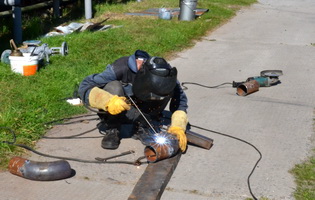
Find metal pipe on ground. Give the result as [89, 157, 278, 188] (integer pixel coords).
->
[144, 134, 179, 163]
[8, 156, 72, 181]
[186, 130, 213, 150]
[236, 80, 260, 96]
[144, 130, 213, 162]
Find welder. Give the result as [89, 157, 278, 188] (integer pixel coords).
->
[78, 50, 188, 152]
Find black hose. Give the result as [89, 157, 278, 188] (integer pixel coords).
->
[181, 82, 232, 90]
[43, 114, 101, 139]
[42, 127, 102, 139]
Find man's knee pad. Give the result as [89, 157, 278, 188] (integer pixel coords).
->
[103, 80, 124, 96]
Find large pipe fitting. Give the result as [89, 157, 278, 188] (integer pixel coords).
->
[8, 156, 72, 181]
[144, 134, 179, 163]
[236, 80, 259, 96]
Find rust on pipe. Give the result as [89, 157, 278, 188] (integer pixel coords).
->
[236, 80, 259, 96]
[144, 129, 214, 162]
[8, 156, 72, 181]
[144, 134, 179, 163]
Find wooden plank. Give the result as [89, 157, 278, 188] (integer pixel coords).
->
[128, 152, 182, 200]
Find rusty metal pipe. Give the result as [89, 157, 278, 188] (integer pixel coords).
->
[144, 134, 179, 163]
[8, 156, 72, 181]
[143, 129, 214, 162]
[236, 80, 259, 96]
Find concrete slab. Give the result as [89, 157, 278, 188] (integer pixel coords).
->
[1, 0, 315, 199]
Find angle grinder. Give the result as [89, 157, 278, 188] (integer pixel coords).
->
[233, 70, 283, 96]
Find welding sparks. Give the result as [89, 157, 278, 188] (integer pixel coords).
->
[144, 132, 179, 162]
[152, 132, 175, 146]
[155, 135, 167, 144]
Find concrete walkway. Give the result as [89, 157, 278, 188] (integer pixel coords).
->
[1, 0, 315, 199]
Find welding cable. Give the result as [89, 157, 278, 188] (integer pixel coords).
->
[180, 80, 261, 199]
[190, 124, 261, 200]
[0, 127, 146, 166]
[43, 114, 99, 126]
[181, 82, 232, 90]
[41, 127, 103, 139]
[42, 115, 102, 139]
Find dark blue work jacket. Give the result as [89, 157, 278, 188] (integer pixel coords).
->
[78, 52, 188, 115]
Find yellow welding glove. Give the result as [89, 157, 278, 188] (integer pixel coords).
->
[168, 110, 188, 152]
[106, 95, 130, 115]
[89, 87, 130, 115]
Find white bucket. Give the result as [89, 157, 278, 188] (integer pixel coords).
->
[9, 54, 39, 76]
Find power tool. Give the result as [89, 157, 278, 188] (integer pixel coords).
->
[233, 70, 283, 88]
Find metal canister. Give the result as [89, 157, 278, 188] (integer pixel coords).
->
[179, 0, 197, 21]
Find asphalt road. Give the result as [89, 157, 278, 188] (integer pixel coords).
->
[1, 0, 315, 199]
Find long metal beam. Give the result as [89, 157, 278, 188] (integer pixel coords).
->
[128, 152, 182, 200]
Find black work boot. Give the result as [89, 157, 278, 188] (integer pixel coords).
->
[101, 128, 121, 149]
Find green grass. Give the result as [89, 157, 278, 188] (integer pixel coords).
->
[290, 149, 315, 200]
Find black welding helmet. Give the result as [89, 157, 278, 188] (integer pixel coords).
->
[132, 57, 177, 101]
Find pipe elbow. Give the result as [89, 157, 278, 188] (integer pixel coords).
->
[8, 156, 72, 181]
